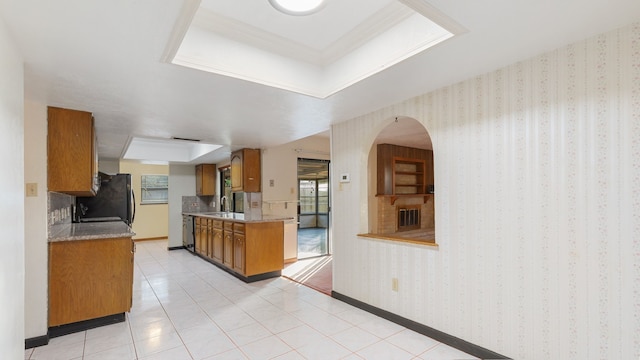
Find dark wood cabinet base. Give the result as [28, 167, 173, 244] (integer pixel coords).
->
[195, 252, 281, 283]
[48, 313, 125, 339]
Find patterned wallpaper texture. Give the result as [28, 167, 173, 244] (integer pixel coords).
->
[331, 22, 639, 360]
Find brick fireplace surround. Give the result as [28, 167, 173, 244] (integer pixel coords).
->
[376, 195, 435, 242]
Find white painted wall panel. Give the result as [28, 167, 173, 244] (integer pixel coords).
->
[23, 101, 48, 340]
[0, 16, 24, 358]
[331, 22, 640, 360]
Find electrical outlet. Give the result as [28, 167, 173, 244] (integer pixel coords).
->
[392, 278, 398, 292]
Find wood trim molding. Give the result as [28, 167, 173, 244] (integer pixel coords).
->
[134, 236, 168, 242]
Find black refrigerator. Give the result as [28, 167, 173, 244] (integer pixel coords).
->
[75, 173, 135, 225]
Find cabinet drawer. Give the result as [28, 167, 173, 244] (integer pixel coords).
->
[224, 222, 233, 231]
[212, 219, 223, 229]
[195, 217, 202, 225]
[234, 223, 245, 234]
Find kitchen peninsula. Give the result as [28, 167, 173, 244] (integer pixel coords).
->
[184, 211, 291, 282]
[48, 221, 135, 336]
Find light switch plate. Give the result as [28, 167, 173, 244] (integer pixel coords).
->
[26, 183, 38, 197]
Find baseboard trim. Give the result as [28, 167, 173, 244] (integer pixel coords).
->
[331, 291, 511, 360]
[48, 313, 126, 339]
[25, 334, 49, 349]
[284, 257, 298, 264]
[134, 237, 168, 242]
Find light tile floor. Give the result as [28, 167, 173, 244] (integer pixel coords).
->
[25, 240, 478, 360]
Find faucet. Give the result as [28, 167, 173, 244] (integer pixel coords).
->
[220, 196, 229, 213]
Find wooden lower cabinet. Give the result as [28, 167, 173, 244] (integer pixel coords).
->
[193, 216, 284, 280]
[195, 217, 203, 255]
[223, 221, 234, 268]
[212, 220, 223, 262]
[233, 223, 246, 274]
[48, 237, 134, 327]
[206, 219, 213, 258]
[242, 221, 283, 276]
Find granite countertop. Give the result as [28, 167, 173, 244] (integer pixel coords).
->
[183, 212, 294, 223]
[49, 221, 136, 242]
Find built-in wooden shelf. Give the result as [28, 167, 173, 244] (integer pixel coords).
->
[376, 193, 433, 205]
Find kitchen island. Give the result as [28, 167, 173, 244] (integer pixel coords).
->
[184, 212, 291, 282]
[48, 221, 135, 336]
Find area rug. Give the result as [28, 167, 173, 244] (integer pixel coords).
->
[282, 256, 332, 295]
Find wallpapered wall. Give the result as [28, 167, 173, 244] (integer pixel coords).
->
[331, 22, 639, 360]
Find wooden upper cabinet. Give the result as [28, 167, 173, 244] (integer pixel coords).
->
[230, 148, 261, 192]
[196, 164, 216, 196]
[47, 106, 99, 196]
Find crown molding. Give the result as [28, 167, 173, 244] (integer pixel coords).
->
[193, 8, 323, 65]
[399, 0, 468, 35]
[321, 1, 414, 64]
[160, 0, 201, 63]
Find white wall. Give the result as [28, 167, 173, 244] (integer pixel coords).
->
[119, 161, 169, 240]
[331, 23, 640, 360]
[261, 135, 330, 260]
[0, 16, 25, 358]
[23, 101, 48, 340]
[98, 159, 120, 175]
[168, 164, 196, 248]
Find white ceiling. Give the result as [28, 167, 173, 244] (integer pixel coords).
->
[1, 0, 639, 165]
[175, 0, 458, 98]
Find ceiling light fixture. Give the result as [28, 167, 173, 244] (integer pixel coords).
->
[268, 0, 326, 16]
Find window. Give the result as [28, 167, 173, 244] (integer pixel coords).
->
[140, 175, 168, 204]
[299, 180, 317, 214]
[219, 166, 232, 212]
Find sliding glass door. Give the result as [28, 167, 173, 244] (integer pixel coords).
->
[297, 159, 330, 259]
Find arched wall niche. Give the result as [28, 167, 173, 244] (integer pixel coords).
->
[363, 115, 436, 244]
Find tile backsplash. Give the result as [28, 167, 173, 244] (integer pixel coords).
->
[48, 192, 75, 237]
[182, 196, 216, 213]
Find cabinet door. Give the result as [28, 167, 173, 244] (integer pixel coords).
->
[48, 237, 133, 326]
[194, 218, 202, 254]
[196, 164, 216, 196]
[206, 219, 213, 259]
[223, 222, 234, 267]
[230, 152, 243, 191]
[230, 149, 261, 192]
[47, 107, 99, 196]
[242, 149, 261, 192]
[212, 223, 223, 263]
[195, 165, 203, 195]
[233, 233, 245, 274]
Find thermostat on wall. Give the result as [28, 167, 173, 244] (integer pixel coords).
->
[340, 173, 350, 183]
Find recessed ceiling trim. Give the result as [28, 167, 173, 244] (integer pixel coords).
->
[321, 2, 414, 64]
[160, 0, 201, 63]
[172, 53, 325, 98]
[122, 136, 224, 163]
[171, 0, 460, 98]
[399, 0, 468, 35]
[193, 9, 322, 65]
[192, 2, 418, 67]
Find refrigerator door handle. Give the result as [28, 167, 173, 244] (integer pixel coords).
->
[131, 190, 136, 225]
